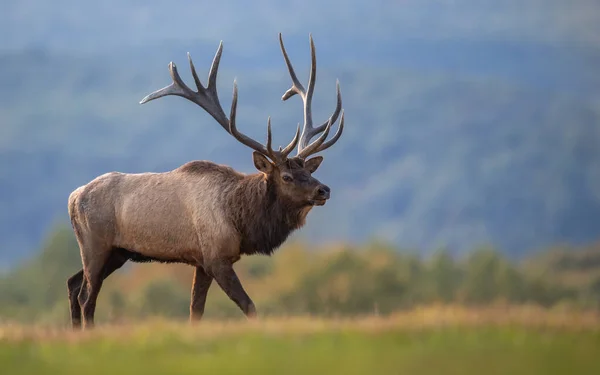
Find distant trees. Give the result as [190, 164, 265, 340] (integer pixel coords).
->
[138, 279, 189, 318]
[0, 225, 599, 324]
[0, 225, 81, 322]
[427, 249, 461, 303]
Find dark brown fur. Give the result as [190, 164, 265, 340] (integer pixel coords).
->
[177, 158, 314, 256]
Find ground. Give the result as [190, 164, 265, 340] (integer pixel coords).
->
[1, 307, 599, 375]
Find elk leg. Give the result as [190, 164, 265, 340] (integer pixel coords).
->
[208, 260, 256, 318]
[79, 248, 127, 329]
[67, 270, 85, 328]
[68, 252, 128, 329]
[78, 270, 102, 328]
[190, 266, 213, 321]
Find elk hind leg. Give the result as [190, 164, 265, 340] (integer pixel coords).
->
[68, 252, 128, 329]
[78, 245, 114, 329]
[67, 270, 84, 329]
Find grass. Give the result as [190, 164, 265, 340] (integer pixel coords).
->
[1, 306, 599, 375]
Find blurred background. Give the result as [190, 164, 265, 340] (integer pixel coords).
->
[1, 0, 600, 325]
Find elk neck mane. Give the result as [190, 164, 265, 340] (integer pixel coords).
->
[227, 169, 311, 256]
[177, 160, 312, 256]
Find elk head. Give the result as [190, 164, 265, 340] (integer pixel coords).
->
[139, 33, 344, 208]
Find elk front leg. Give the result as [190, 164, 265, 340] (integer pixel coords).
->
[190, 266, 213, 321]
[208, 260, 256, 318]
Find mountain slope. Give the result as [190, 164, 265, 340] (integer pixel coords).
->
[1, 47, 600, 264]
[1, 0, 600, 265]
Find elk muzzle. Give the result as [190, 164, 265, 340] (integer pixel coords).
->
[311, 184, 330, 206]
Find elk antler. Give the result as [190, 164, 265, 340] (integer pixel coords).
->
[278, 33, 344, 159]
[139, 42, 300, 162]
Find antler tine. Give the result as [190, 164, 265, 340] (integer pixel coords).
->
[310, 109, 344, 156]
[279, 33, 305, 101]
[297, 115, 333, 159]
[279, 33, 344, 158]
[278, 33, 315, 151]
[228, 81, 270, 156]
[187, 52, 203, 93]
[207, 42, 224, 94]
[266, 116, 273, 155]
[313, 80, 342, 134]
[264, 117, 301, 159]
[139, 61, 193, 104]
[265, 117, 301, 160]
[304, 34, 317, 133]
[280, 123, 301, 158]
[229, 86, 301, 161]
[140, 42, 230, 133]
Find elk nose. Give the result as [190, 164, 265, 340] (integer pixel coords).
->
[317, 185, 331, 199]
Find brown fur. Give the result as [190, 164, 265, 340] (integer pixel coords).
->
[66, 154, 329, 329]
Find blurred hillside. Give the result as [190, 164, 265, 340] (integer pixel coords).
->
[1, 1, 600, 265]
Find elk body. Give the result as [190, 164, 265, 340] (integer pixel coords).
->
[66, 34, 345, 329]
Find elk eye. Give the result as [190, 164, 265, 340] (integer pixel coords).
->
[282, 175, 293, 182]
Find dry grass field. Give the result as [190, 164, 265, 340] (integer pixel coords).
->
[1, 306, 600, 374]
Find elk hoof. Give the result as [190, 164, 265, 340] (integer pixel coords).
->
[246, 303, 257, 319]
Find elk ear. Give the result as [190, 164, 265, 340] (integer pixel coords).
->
[304, 156, 324, 173]
[253, 151, 273, 174]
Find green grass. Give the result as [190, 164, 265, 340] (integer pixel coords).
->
[1, 312, 600, 375]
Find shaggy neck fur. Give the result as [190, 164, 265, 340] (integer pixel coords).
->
[228, 173, 311, 256]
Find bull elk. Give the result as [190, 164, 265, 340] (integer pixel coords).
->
[66, 33, 344, 329]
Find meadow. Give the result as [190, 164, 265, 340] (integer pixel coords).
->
[1, 306, 599, 375]
[3, 230, 600, 374]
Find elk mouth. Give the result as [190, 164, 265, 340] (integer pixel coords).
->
[310, 198, 328, 206]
